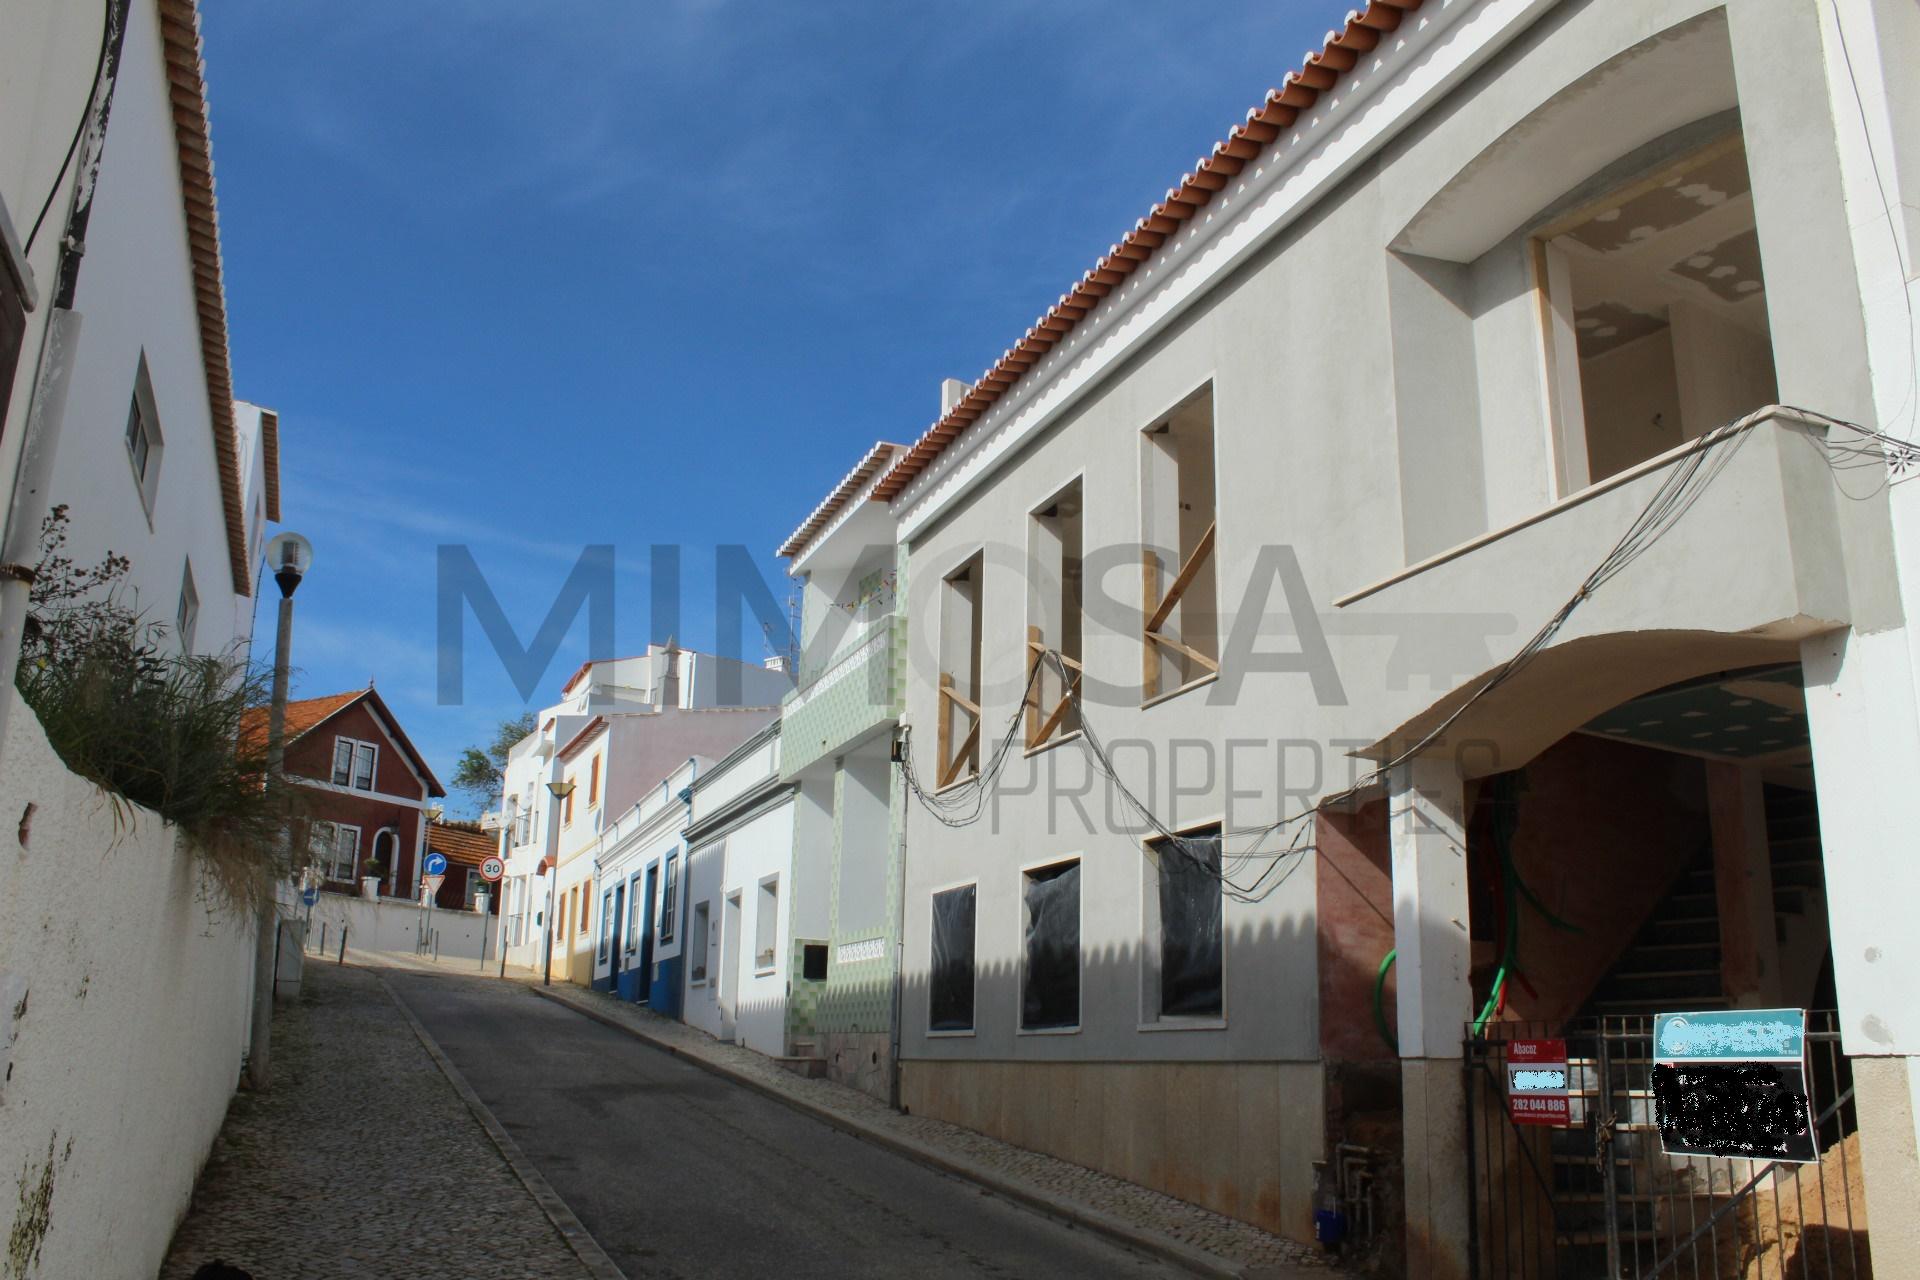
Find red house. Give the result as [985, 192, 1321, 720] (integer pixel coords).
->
[243, 687, 446, 898]
[423, 819, 503, 913]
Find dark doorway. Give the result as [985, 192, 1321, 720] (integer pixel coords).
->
[609, 882, 626, 987]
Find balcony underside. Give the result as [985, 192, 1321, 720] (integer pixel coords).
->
[1341, 410, 1868, 775]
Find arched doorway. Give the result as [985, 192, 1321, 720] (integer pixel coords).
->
[370, 828, 400, 898]
[1386, 658, 1863, 1278]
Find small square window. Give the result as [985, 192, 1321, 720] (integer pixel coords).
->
[332, 737, 378, 791]
[311, 820, 359, 882]
[801, 943, 828, 982]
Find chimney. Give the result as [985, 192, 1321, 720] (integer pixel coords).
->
[940, 378, 969, 415]
[659, 643, 682, 709]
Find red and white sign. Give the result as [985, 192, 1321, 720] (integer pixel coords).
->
[421, 874, 445, 900]
[1507, 1038, 1570, 1126]
[479, 855, 505, 883]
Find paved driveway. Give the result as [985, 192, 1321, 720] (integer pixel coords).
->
[385, 968, 1181, 1279]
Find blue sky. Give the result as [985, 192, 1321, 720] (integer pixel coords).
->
[202, 1, 1332, 812]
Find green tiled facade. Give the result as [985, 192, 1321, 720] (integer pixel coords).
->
[779, 614, 905, 778]
[779, 555, 909, 1094]
[812, 767, 905, 1039]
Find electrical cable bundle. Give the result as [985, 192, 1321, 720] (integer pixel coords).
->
[899, 405, 1915, 903]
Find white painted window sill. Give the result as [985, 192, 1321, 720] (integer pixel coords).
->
[1017, 1025, 1082, 1036]
[1138, 1017, 1228, 1032]
[926, 1028, 976, 1038]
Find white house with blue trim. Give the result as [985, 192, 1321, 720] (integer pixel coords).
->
[591, 754, 706, 1009]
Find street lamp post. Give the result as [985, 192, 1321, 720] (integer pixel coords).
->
[248, 531, 313, 1093]
[542, 777, 576, 987]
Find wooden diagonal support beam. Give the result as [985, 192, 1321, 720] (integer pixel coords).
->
[1030, 674, 1082, 747]
[1144, 522, 1216, 635]
[939, 720, 981, 788]
[1145, 630, 1221, 674]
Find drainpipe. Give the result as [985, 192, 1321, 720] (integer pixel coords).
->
[888, 727, 907, 1111]
[0, 1, 131, 772]
[676, 755, 697, 1011]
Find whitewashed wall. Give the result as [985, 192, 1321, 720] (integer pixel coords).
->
[302, 890, 494, 963]
[718, 798, 797, 1059]
[0, 0, 102, 516]
[39, 0, 256, 659]
[0, 690, 256, 1280]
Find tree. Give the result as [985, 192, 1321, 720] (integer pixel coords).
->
[450, 711, 537, 815]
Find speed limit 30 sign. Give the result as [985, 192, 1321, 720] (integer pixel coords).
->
[479, 854, 505, 883]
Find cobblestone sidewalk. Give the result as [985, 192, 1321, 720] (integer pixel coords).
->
[536, 983, 1328, 1278]
[160, 963, 592, 1280]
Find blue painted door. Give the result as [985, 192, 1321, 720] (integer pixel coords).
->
[638, 865, 658, 1002]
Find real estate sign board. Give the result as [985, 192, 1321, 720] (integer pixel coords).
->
[1653, 1008, 1816, 1163]
[1506, 1038, 1570, 1126]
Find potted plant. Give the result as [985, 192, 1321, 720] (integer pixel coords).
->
[361, 857, 386, 901]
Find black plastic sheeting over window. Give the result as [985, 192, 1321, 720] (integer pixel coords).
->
[1022, 861, 1081, 1030]
[929, 885, 976, 1031]
[1157, 829, 1223, 1018]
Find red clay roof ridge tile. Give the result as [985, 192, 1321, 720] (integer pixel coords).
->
[871, 0, 1425, 504]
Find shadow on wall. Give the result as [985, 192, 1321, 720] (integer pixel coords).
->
[874, 910, 1391, 1250]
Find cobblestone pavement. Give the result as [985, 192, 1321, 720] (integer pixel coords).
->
[160, 962, 592, 1280]
[538, 982, 1328, 1277]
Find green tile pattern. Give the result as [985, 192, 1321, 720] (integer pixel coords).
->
[780, 615, 904, 778]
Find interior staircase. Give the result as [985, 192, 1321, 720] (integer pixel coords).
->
[1576, 783, 1821, 1022]
[1534, 785, 1828, 1272]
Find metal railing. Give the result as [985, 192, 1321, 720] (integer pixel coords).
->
[1466, 1013, 1864, 1279]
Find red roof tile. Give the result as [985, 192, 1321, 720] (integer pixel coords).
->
[427, 820, 498, 869]
[239, 690, 359, 753]
[777, 441, 904, 558]
[239, 687, 447, 797]
[557, 716, 608, 761]
[872, 0, 1423, 503]
[158, 0, 252, 595]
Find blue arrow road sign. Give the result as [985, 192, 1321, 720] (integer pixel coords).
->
[423, 852, 448, 877]
[301, 887, 319, 907]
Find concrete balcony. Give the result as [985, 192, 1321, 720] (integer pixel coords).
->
[1338, 408, 1883, 772]
[781, 614, 903, 777]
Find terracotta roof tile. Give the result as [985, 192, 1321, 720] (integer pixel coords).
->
[557, 715, 608, 760]
[157, 0, 251, 594]
[872, 0, 1424, 503]
[261, 408, 281, 521]
[239, 690, 360, 753]
[777, 441, 905, 558]
[238, 687, 447, 797]
[427, 820, 498, 869]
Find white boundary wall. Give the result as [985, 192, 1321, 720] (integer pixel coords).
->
[0, 691, 256, 1279]
[303, 890, 494, 962]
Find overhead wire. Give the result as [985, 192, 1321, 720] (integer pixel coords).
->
[899, 405, 1917, 902]
[24, 0, 115, 257]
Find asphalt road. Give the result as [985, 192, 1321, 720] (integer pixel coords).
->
[385, 969, 1181, 1280]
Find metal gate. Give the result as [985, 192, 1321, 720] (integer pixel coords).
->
[1465, 1013, 1867, 1279]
